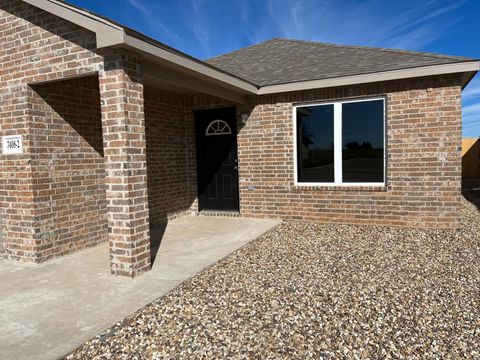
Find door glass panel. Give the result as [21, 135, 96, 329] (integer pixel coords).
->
[296, 104, 335, 183]
[342, 100, 384, 183]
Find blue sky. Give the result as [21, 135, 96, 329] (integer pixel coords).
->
[69, 0, 480, 137]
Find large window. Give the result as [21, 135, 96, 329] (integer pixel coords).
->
[295, 98, 385, 185]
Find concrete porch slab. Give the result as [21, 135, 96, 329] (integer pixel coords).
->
[0, 216, 280, 360]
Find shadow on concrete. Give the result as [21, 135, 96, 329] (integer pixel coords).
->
[150, 223, 167, 266]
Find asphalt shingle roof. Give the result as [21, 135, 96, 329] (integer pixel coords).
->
[206, 38, 474, 87]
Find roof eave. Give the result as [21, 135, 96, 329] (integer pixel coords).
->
[122, 33, 258, 94]
[23, 0, 124, 36]
[20, 1, 480, 98]
[257, 61, 480, 95]
[23, 0, 258, 96]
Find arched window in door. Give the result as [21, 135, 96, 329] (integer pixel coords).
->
[205, 120, 232, 136]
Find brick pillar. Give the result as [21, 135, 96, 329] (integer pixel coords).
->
[99, 50, 151, 277]
[0, 84, 37, 262]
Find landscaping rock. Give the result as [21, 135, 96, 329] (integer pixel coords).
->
[68, 196, 480, 359]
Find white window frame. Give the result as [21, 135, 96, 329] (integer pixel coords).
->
[293, 97, 386, 187]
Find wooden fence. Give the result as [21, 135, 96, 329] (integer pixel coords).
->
[462, 138, 480, 178]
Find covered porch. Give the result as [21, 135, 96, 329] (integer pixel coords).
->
[1, 46, 256, 277]
[0, 216, 279, 360]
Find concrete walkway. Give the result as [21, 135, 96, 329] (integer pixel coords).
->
[0, 216, 279, 360]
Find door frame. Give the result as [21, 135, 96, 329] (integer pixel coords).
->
[194, 106, 240, 212]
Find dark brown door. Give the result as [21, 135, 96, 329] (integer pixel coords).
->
[194, 107, 239, 211]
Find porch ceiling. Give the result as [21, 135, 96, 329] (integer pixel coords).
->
[142, 60, 249, 103]
[143, 75, 200, 96]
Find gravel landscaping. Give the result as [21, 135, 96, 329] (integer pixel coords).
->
[68, 193, 480, 359]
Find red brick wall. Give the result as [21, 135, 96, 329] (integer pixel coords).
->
[0, 0, 465, 268]
[0, 1, 203, 267]
[28, 76, 107, 260]
[0, 0, 102, 84]
[144, 94, 235, 221]
[145, 89, 196, 225]
[99, 49, 151, 277]
[238, 76, 463, 229]
[0, 0, 103, 262]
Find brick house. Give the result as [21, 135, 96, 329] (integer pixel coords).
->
[0, 0, 478, 277]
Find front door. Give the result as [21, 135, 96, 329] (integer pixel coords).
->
[195, 107, 239, 212]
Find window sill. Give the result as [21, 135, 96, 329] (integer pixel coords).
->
[292, 184, 389, 192]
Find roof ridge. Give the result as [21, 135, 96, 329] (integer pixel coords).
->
[277, 38, 472, 61]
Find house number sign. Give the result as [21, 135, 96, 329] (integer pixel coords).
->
[2, 135, 23, 155]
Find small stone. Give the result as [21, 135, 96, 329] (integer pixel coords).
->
[67, 195, 480, 359]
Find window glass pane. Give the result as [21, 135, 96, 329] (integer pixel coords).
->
[296, 105, 334, 183]
[342, 100, 384, 183]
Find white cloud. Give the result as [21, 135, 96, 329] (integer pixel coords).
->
[463, 77, 480, 100]
[250, 0, 466, 51]
[462, 112, 480, 137]
[461, 77, 480, 137]
[126, 0, 178, 42]
[463, 103, 480, 116]
[127, 0, 148, 14]
[189, 0, 211, 57]
[386, 25, 439, 50]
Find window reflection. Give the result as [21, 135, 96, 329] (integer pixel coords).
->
[296, 105, 334, 182]
[342, 100, 384, 182]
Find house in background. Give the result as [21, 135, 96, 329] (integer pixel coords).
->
[0, 0, 478, 277]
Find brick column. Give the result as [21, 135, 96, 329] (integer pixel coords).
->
[99, 50, 151, 277]
[0, 84, 37, 262]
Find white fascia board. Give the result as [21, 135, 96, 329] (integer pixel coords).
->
[23, 0, 124, 33]
[257, 61, 480, 95]
[24, 0, 125, 47]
